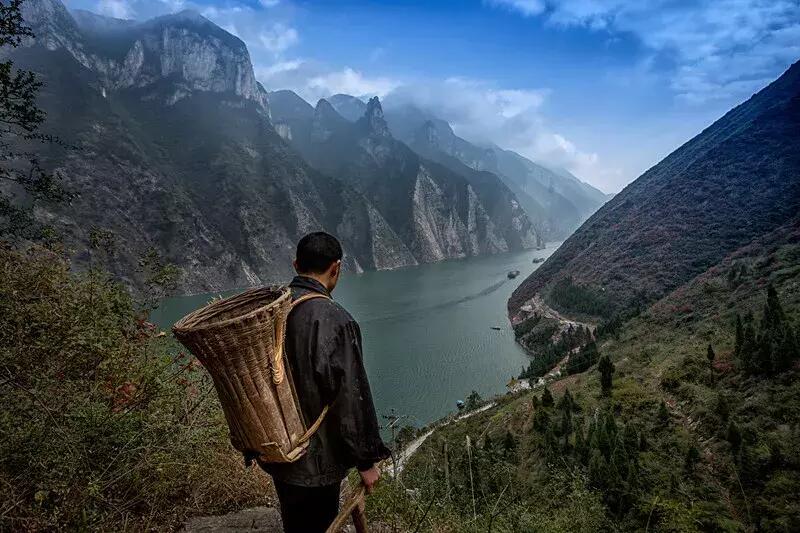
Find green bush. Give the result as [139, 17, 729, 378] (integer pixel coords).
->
[0, 247, 271, 530]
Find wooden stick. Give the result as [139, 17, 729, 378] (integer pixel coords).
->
[325, 484, 367, 533]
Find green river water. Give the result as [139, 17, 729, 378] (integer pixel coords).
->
[151, 243, 557, 428]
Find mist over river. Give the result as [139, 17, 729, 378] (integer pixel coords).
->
[152, 243, 558, 428]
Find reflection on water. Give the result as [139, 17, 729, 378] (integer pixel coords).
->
[152, 243, 558, 427]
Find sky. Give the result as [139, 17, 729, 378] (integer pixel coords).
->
[65, 0, 800, 193]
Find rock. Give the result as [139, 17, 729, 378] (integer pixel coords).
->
[183, 507, 282, 533]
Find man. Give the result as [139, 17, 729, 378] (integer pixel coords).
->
[259, 232, 390, 533]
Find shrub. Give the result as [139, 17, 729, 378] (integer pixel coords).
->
[0, 247, 270, 530]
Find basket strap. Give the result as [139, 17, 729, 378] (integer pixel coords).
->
[260, 404, 330, 463]
[271, 292, 331, 384]
[297, 404, 329, 445]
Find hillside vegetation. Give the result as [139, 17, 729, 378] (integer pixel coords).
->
[0, 246, 271, 530]
[372, 217, 800, 531]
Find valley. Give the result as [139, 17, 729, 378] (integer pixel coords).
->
[1, 0, 798, 532]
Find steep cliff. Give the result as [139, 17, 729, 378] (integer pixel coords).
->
[374, 101, 608, 241]
[12, 0, 423, 291]
[272, 93, 542, 263]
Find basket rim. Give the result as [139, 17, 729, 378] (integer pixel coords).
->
[172, 285, 291, 334]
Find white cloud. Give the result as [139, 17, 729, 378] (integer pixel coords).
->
[257, 59, 305, 79]
[307, 68, 400, 100]
[485, 0, 545, 17]
[259, 23, 299, 54]
[490, 0, 800, 105]
[383, 78, 599, 181]
[96, 0, 134, 19]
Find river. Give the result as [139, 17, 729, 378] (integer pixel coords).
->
[151, 243, 557, 428]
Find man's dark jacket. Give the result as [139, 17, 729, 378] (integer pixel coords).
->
[260, 276, 390, 487]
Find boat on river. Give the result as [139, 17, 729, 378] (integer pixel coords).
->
[507, 270, 520, 279]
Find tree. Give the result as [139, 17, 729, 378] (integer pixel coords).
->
[658, 400, 670, 426]
[737, 288, 799, 375]
[0, 0, 73, 240]
[726, 420, 742, 454]
[541, 386, 554, 407]
[734, 314, 743, 359]
[465, 390, 483, 410]
[502, 431, 516, 454]
[707, 344, 716, 382]
[684, 445, 700, 474]
[598, 355, 615, 396]
[557, 388, 575, 412]
[560, 408, 573, 439]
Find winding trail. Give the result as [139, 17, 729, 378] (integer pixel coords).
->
[390, 402, 497, 476]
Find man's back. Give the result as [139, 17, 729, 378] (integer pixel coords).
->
[259, 232, 388, 533]
[260, 275, 388, 486]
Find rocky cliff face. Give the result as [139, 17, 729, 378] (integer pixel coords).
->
[13, 0, 436, 292]
[23, 0, 268, 110]
[17, 0, 537, 292]
[272, 92, 542, 265]
[369, 101, 607, 241]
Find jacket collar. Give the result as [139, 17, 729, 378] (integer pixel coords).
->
[289, 275, 331, 298]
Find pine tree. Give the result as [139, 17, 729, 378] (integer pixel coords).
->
[542, 386, 554, 407]
[532, 408, 550, 432]
[599, 355, 615, 396]
[560, 408, 573, 438]
[734, 314, 743, 359]
[740, 313, 757, 373]
[557, 388, 574, 412]
[726, 420, 742, 454]
[503, 431, 516, 454]
[684, 445, 700, 474]
[588, 449, 606, 488]
[658, 400, 670, 425]
[575, 424, 587, 462]
[706, 343, 716, 383]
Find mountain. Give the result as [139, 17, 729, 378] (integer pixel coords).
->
[327, 93, 366, 121]
[270, 92, 542, 263]
[378, 62, 800, 533]
[348, 99, 608, 241]
[14, 0, 452, 292]
[510, 60, 800, 322]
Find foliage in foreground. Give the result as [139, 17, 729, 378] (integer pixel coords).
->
[0, 247, 270, 530]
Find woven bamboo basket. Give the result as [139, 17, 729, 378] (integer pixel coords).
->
[172, 286, 325, 463]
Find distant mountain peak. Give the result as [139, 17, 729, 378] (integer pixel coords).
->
[360, 96, 390, 137]
[312, 98, 350, 142]
[418, 120, 439, 147]
[23, 0, 268, 110]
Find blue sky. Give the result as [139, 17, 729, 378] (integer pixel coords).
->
[65, 0, 800, 193]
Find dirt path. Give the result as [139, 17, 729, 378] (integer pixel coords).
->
[389, 402, 497, 476]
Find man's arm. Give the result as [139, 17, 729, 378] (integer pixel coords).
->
[328, 320, 391, 485]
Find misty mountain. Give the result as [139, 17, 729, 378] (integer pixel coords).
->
[13, 0, 542, 292]
[270, 93, 542, 262]
[510, 60, 800, 320]
[328, 96, 608, 240]
[12, 0, 425, 291]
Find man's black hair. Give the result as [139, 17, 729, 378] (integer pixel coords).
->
[295, 232, 343, 274]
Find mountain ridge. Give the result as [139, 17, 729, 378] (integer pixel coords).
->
[509, 59, 800, 322]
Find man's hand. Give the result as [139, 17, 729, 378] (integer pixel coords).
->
[358, 464, 381, 494]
